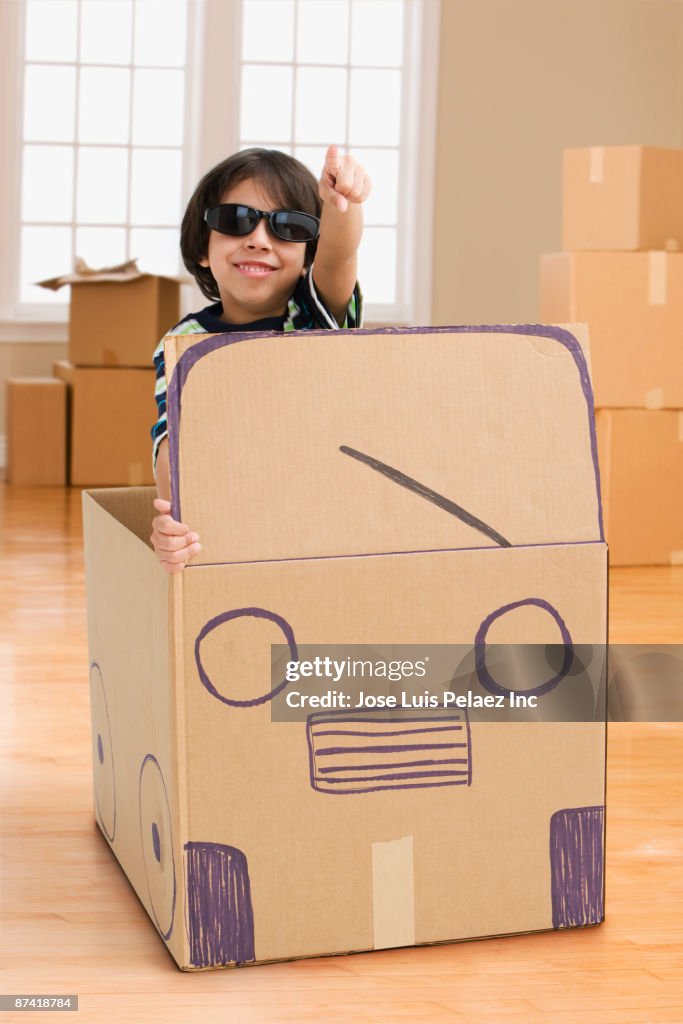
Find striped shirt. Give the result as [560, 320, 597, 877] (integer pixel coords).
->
[151, 267, 362, 470]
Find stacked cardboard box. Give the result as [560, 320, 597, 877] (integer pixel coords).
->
[540, 146, 683, 566]
[83, 323, 607, 970]
[6, 377, 67, 485]
[38, 261, 179, 487]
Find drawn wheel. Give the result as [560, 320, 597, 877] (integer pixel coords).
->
[139, 754, 176, 940]
[89, 662, 116, 841]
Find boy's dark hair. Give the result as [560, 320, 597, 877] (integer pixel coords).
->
[181, 148, 322, 301]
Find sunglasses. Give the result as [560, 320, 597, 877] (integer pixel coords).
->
[204, 204, 320, 243]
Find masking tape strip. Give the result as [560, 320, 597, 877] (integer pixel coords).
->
[670, 551, 683, 566]
[678, 413, 683, 443]
[589, 147, 604, 183]
[648, 252, 667, 306]
[644, 388, 664, 410]
[372, 835, 415, 950]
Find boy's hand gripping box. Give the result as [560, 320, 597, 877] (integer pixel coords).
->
[83, 324, 607, 970]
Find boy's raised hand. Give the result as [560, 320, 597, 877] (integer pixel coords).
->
[319, 144, 371, 212]
[150, 498, 201, 573]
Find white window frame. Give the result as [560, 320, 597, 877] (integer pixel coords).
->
[0, 0, 198, 341]
[0, 0, 439, 340]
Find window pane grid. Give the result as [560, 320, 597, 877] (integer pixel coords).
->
[25, 60, 186, 71]
[239, 60, 407, 70]
[239, 0, 406, 313]
[20, 0, 187, 305]
[22, 220, 179, 229]
[21, 139, 188, 150]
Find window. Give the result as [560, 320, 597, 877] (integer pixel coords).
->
[239, 0, 414, 319]
[2, 0, 438, 331]
[12, 0, 189, 316]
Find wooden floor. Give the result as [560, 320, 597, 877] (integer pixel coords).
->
[1, 483, 682, 1023]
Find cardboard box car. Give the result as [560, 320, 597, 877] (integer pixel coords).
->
[83, 324, 608, 970]
[539, 251, 683, 409]
[562, 145, 683, 252]
[53, 360, 155, 487]
[6, 377, 67, 485]
[596, 408, 683, 566]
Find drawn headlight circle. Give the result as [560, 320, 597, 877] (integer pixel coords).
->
[195, 606, 297, 707]
[475, 598, 573, 698]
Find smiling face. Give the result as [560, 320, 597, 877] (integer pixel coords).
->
[199, 178, 308, 325]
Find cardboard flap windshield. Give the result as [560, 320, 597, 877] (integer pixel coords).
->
[83, 323, 607, 971]
[165, 324, 603, 564]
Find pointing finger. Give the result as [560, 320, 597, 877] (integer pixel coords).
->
[324, 143, 340, 173]
[333, 158, 357, 197]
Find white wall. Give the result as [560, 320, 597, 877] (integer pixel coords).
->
[431, 0, 683, 324]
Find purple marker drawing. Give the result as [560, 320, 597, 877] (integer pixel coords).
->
[307, 710, 472, 795]
[550, 805, 605, 928]
[167, 324, 604, 541]
[89, 662, 116, 842]
[139, 754, 177, 941]
[152, 822, 161, 863]
[195, 606, 297, 708]
[184, 841, 255, 968]
[475, 598, 574, 699]
[339, 445, 511, 547]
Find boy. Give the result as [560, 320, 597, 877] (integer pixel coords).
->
[151, 143, 371, 571]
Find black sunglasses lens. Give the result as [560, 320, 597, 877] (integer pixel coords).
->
[207, 205, 259, 236]
[270, 211, 320, 242]
[232, 205, 261, 235]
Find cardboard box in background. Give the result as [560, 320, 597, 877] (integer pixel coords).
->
[6, 378, 67, 485]
[539, 251, 683, 409]
[596, 408, 683, 566]
[83, 324, 607, 970]
[562, 146, 683, 252]
[69, 275, 179, 368]
[37, 260, 180, 368]
[53, 361, 155, 487]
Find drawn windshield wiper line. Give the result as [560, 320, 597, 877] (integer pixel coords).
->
[339, 445, 512, 548]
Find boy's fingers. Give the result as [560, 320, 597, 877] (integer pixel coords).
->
[320, 147, 368, 209]
[155, 533, 198, 554]
[342, 166, 367, 203]
[324, 157, 370, 207]
[324, 143, 340, 173]
[353, 167, 371, 201]
[152, 513, 191, 536]
[159, 542, 202, 573]
[151, 498, 201, 571]
[333, 158, 357, 196]
[164, 543, 201, 562]
[160, 559, 186, 574]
